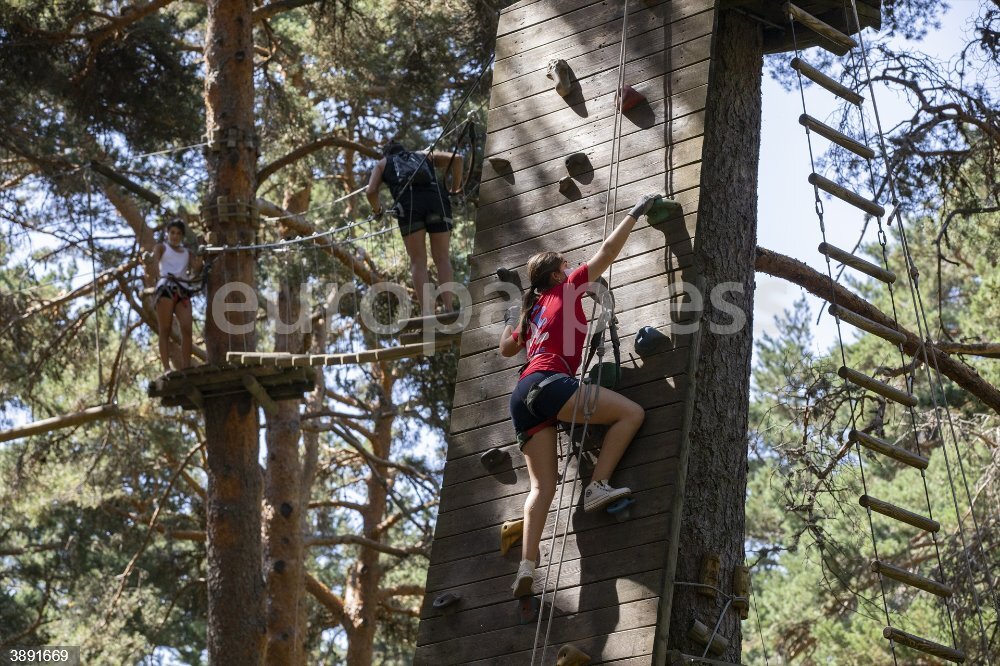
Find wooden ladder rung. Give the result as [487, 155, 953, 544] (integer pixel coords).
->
[870, 560, 952, 597]
[883, 627, 965, 663]
[828, 304, 906, 346]
[849, 429, 928, 469]
[799, 114, 875, 160]
[838, 366, 917, 407]
[818, 242, 896, 284]
[784, 3, 858, 56]
[809, 173, 885, 217]
[860, 494, 940, 532]
[790, 57, 864, 105]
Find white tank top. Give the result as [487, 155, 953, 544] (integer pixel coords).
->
[157, 244, 190, 288]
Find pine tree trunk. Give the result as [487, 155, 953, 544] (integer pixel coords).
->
[202, 0, 264, 663]
[667, 9, 762, 661]
[344, 368, 394, 666]
[263, 187, 309, 665]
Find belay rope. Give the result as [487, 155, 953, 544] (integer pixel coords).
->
[529, 1, 632, 662]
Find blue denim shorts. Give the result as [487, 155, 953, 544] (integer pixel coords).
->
[509, 371, 580, 448]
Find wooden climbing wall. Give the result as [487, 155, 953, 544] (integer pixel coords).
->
[415, 0, 717, 662]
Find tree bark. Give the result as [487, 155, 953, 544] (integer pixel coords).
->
[343, 367, 395, 666]
[202, 0, 264, 663]
[263, 186, 309, 665]
[668, 9, 762, 661]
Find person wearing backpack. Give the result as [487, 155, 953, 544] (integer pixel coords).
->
[366, 140, 464, 314]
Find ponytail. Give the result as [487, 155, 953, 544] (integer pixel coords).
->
[518, 251, 565, 347]
[518, 288, 539, 345]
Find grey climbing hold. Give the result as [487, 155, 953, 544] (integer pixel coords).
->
[547, 59, 572, 96]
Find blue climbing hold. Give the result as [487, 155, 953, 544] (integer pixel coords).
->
[606, 496, 635, 522]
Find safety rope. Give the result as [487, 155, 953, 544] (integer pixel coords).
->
[748, 567, 771, 666]
[843, 1, 996, 657]
[530, 2, 632, 662]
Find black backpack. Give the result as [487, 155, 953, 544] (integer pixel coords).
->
[389, 150, 435, 189]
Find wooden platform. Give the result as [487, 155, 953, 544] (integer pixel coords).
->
[414, 0, 716, 663]
[147, 363, 315, 410]
[722, 0, 882, 54]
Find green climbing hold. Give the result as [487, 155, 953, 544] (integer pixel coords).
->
[646, 196, 683, 227]
[588, 361, 620, 389]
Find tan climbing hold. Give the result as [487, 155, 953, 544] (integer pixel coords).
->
[500, 519, 523, 555]
[556, 644, 591, 665]
[547, 59, 572, 96]
[698, 553, 721, 598]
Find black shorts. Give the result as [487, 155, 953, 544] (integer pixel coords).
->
[394, 189, 453, 236]
[156, 283, 193, 303]
[509, 371, 580, 448]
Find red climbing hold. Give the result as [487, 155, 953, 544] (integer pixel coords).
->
[616, 84, 646, 112]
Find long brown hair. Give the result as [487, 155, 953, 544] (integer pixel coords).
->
[518, 251, 564, 344]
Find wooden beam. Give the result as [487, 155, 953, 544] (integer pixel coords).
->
[396, 311, 463, 331]
[0, 404, 121, 443]
[183, 384, 204, 409]
[241, 374, 279, 415]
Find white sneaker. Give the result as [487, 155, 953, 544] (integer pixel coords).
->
[511, 559, 535, 598]
[583, 480, 631, 512]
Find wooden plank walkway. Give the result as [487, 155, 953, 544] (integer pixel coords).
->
[414, 0, 717, 663]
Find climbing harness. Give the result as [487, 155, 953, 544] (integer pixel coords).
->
[523, 373, 572, 418]
[582, 289, 621, 390]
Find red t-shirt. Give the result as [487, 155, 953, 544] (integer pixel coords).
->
[513, 263, 590, 379]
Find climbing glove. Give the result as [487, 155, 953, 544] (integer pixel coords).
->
[629, 193, 662, 219]
[504, 305, 521, 328]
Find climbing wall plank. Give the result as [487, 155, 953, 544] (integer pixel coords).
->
[414, 1, 717, 663]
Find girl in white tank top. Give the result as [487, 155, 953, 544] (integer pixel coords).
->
[151, 220, 197, 372]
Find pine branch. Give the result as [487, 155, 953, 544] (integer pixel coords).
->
[755, 245, 1000, 414]
[304, 572, 345, 622]
[252, 0, 326, 23]
[258, 134, 378, 183]
[304, 533, 427, 558]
